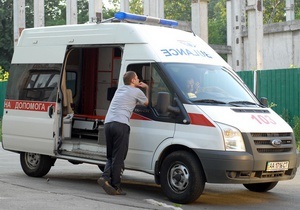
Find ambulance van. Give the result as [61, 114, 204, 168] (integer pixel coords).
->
[2, 12, 299, 204]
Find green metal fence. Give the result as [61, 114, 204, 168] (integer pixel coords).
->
[237, 68, 300, 125]
[0, 81, 7, 118]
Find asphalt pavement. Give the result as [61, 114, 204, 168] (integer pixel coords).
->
[1, 146, 300, 210]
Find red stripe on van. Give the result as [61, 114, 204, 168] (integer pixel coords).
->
[131, 113, 152, 121]
[4, 99, 56, 112]
[188, 113, 215, 127]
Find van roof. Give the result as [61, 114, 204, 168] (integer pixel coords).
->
[13, 22, 230, 68]
[18, 23, 183, 47]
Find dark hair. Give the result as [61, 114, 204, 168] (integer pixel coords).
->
[123, 71, 136, 85]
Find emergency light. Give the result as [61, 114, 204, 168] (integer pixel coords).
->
[114, 12, 178, 27]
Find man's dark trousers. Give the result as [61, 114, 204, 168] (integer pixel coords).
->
[102, 121, 130, 189]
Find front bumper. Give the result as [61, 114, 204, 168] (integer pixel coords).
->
[194, 148, 299, 184]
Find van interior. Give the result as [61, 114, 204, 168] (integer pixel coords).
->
[60, 46, 123, 151]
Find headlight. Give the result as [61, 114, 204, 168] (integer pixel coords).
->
[217, 123, 245, 152]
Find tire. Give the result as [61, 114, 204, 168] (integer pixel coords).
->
[20, 152, 56, 177]
[243, 181, 278, 192]
[160, 151, 206, 204]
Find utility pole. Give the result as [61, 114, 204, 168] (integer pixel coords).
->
[66, 0, 77, 25]
[246, 0, 263, 71]
[89, 0, 103, 23]
[144, 0, 164, 18]
[246, 0, 263, 95]
[191, 0, 208, 42]
[13, 0, 25, 48]
[120, 0, 130, 12]
[226, 0, 232, 67]
[34, 0, 44, 27]
[227, 0, 246, 71]
[286, 0, 295, 21]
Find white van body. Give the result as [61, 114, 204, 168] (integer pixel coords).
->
[2, 15, 299, 204]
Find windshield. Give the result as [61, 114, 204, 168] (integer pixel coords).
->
[162, 63, 260, 106]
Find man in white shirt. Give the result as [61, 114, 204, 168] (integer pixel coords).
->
[97, 71, 149, 195]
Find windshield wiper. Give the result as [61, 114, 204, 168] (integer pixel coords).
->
[193, 99, 226, 104]
[229, 101, 261, 107]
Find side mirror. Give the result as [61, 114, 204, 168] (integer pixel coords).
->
[260, 97, 268, 107]
[156, 92, 180, 115]
[156, 92, 170, 115]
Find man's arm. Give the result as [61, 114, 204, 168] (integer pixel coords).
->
[138, 82, 149, 106]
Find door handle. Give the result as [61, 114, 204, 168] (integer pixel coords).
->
[48, 105, 54, 118]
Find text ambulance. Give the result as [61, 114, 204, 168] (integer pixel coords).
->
[2, 12, 299, 204]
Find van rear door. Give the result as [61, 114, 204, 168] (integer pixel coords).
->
[2, 63, 63, 156]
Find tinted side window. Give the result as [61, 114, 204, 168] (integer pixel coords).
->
[127, 63, 172, 116]
[22, 72, 59, 101]
[6, 64, 62, 102]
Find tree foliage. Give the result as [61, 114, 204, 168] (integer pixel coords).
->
[164, 0, 190, 21]
[0, 65, 9, 81]
[25, 0, 89, 27]
[103, 0, 142, 17]
[264, 0, 286, 24]
[208, 0, 227, 45]
[0, 0, 14, 70]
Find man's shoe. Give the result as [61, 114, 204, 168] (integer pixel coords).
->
[97, 178, 117, 195]
[115, 188, 126, 195]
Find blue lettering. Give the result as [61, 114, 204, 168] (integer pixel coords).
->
[203, 51, 212, 58]
[161, 49, 172, 57]
[186, 49, 196, 56]
[169, 49, 179, 56]
[161, 48, 213, 59]
[177, 49, 187, 55]
[193, 50, 200, 56]
[195, 50, 204, 57]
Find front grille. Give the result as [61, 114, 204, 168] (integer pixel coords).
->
[257, 148, 291, 153]
[251, 133, 291, 137]
[251, 132, 294, 153]
[254, 139, 292, 145]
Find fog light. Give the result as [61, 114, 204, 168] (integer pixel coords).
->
[227, 171, 237, 178]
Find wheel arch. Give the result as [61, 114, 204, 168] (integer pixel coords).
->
[154, 144, 207, 185]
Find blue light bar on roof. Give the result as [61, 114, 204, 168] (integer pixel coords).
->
[114, 12, 178, 27]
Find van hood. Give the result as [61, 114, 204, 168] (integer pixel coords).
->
[198, 105, 292, 133]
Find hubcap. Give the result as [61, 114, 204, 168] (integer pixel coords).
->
[168, 163, 189, 192]
[25, 153, 41, 169]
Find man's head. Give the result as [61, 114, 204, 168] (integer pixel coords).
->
[123, 71, 139, 86]
[185, 78, 195, 93]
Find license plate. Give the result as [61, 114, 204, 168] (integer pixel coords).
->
[266, 161, 289, 171]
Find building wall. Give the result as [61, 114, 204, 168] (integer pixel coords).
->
[242, 20, 300, 70]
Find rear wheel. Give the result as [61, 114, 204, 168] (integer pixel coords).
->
[20, 152, 56, 177]
[160, 151, 205, 204]
[243, 181, 278, 192]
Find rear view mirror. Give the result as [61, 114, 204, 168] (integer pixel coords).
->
[260, 97, 268, 107]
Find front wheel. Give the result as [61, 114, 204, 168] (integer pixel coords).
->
[20, 152, 56, 177]
[160, 151, 206, 204]
[243, 181, 278, 192]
